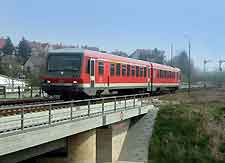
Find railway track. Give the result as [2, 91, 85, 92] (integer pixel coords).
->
[1, 85, 204, 117]
[0, 83, 206, 108]
[0, 97, 63, 108]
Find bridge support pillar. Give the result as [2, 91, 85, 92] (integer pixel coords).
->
[38, 126, 114, 163]
[96, 127, 112, 163]
[38, 129, 97, 163]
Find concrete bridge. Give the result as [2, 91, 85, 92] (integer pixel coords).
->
[0, 94, 158, 163]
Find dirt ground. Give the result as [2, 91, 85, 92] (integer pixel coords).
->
[159, 88, 225, 104]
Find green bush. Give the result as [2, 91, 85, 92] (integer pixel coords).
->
[219, 142, 225, 153]
[149, 105, 223, 163]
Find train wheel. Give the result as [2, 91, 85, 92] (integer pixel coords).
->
[96, 90, 103, 98]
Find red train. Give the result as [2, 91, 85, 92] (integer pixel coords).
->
[41, 48, 181, 99]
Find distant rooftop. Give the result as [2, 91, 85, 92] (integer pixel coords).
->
[0, 38, 6, 49]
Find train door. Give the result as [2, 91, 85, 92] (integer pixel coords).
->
[148, 66, 151, 91]
[90, 59, 95, 88]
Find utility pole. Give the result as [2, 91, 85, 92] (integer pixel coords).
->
[218, 60, 225, 88]
[170, 44, 173, 66]
[203, 60, 211, 88]
[188, 41, 191, 95]
[219, 60, 225, 72]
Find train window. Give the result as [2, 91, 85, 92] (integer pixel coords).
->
[136, 66, 139, 77]
[98, 61, 104, 75]
[140, 67, 143, 77]
[90, 60, 95, 76]
[86, 59, 90, 74]
[132, 66, 135, 76]
[153, 69, 157, 79]
[110, 64, 115, 76]
[116, 63, 121, 76]
[122, 64, 126, 76]
[127, 65, 130, 76]
[162, 70, 165, 78]
[148, 67, 150, 78]
[144, 67, 146, 77]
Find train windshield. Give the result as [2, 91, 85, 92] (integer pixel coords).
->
[47, 53, 82, 74]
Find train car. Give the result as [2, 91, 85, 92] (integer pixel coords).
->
[152, 63, 181, 93]
[41, 48, 180, 98]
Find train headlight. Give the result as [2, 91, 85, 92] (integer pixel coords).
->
[47, 80, 51, 84]
[73, 81, 77, 84]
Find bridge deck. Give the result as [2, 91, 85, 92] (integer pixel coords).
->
[0, 93, 156, 157]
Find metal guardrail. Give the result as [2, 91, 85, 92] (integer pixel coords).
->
[0, 93, 151, 136]
[0, 86, 44, 99]
[0, 86, 6, 98]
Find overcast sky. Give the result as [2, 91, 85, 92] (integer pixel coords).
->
[1, 0, 225, 70]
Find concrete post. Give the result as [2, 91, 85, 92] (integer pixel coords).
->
[67, 129, 97, 163]
[39, 129, 97, 163]
[96, 127, 112, 163]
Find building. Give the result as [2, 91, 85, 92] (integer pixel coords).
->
[0, 38, 6, 56]
[0, 74, 26, 92]
[24, 41, 49, 73]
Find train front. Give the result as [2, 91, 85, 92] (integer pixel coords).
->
[41, 49, 84, 99]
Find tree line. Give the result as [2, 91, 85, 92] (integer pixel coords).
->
[1, 36, 220, 85]
[0, 36, 32, 82]
[1, 36, 31, 64]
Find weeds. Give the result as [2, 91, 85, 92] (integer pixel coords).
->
[148, 103, 225, 163]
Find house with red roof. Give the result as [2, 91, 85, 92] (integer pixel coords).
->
[0, 38, 6, 56]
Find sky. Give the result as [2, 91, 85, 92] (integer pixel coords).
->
[1, 0, 225, 71]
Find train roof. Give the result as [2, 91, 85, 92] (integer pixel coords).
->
[151, 62, 180, 72]
[48, 48, 84, 54]
[85, 49, 151, 66]
[48, 48, 180, 71]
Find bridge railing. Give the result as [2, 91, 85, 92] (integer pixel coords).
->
[0, 93, 151, 136]
[0, 86, 46, 99]
[0, 86, 6, 98]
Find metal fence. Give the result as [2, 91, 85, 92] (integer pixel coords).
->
[0, 86, 45, 99]
[0, 86, 6, 98]
[0, 93, 151, 135]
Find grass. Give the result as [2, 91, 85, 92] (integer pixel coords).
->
[148, 89, 225, 163]
[219, 142, 225, 153]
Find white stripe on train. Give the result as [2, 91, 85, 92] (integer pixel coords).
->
[50, 82, 179, 88]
